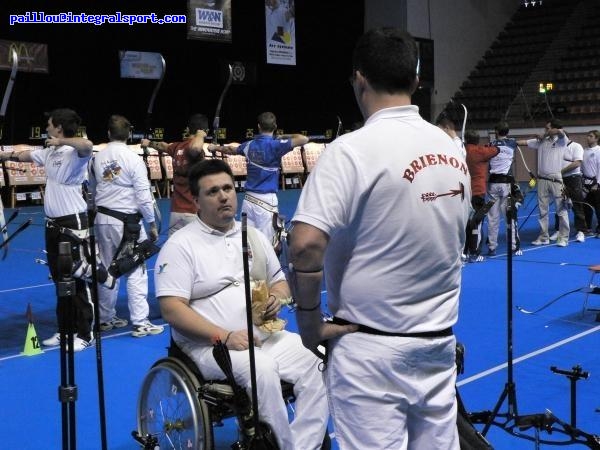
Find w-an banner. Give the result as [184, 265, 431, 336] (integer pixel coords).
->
[187, 0, 232, 43]
[265, 0, 296, 65]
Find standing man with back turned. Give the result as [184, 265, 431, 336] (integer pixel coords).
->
[289, 28, 470, 449]
[0, 108, 95, 351]
[90, 115, 164, 337]
[208, 112, 308, 246]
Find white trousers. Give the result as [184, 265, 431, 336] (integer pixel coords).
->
[327, 332, 459, 450]
[242, 192, 279, 245]
[487, 182, 518, 251]
[537, 178, 569, 240]
[95, 212, 150, 325]
[185, 331, 329, 450]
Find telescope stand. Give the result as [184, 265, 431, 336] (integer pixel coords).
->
[57, 241, 78, 450]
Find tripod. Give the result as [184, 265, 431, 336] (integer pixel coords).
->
[57, 241, 78, 450]
[470, 195, 600, 448]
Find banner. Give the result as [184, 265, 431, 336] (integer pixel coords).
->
[0, 40, 48, 73]
[119, 51, 164, 80]
[187, 0, 232, 43]
[265, 0, 296, 65]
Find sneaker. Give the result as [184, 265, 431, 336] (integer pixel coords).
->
[131, 320, 165, 337]
[42, 332, 61, 347]
[549, 231, 559, 241]
[72, 336, 94, 352]
[513, 248, 523, 256]
[468, 254, 484, 263]
[487, 248, 496, 256]
[100, 316, 128, 331]
[556, 238, 568, 247]
[576, 231, 585, 243]
[532, 238, 550, 246]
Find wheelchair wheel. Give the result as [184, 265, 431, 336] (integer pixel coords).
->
[137, 357, 212, 450]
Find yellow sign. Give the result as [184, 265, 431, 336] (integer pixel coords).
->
[29, 126, 43, 139]
[538, 82, 553, 94]
[152, 128, 164, 140]
[216, 128, 227, 140]
[76, 126, 87, 138]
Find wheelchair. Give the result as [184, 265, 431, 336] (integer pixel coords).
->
[135, 339, 331, 450]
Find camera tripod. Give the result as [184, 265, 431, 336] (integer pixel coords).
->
[469, 194, 600, 449]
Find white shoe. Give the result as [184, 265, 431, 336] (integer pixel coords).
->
[549, 231, 559, 241]
[42, 332, 61, 347]
[556, 238, 568, 247]
[72, 336, 94, 352]
[131, 320, 165, 337]
[532, 238, 550, 246]
[576, 231, 585, 243]
[100, 316, 128, 331]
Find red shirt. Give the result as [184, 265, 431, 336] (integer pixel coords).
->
[465, 144, 499, 196]
[166, 139, 205, 214]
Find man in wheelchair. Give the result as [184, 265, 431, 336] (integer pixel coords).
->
[154, 159, 329, 450]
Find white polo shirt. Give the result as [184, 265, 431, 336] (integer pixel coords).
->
[293, 105, 471, 333]
[31, 145, 90, 218]
[155, 218, 286, 347]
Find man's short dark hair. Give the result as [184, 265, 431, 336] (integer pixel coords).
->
[188, 114, 208, 135]
[589, 130, 600, 141]
[464, 130, 479, 145]
[189, 159, 234, 197]
[47, 108, 82, 138]
[108, 115, 131, 141]
[494, 121, 510, 137]
[258, 112, 277, 132]
[548, 118, 563, 129]
[352, 27, 419, 94]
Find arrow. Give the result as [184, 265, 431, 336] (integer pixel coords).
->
[0, 218, 32, 253]
[421, 182, 465, 202]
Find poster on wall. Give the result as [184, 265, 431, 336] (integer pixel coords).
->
[119, 51, 164, 79]
[265, 0, 296, 65]
[187, 0, 232, 43]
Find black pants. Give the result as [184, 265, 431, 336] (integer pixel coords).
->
[45, 213, 94, 341]
[585, 189, 600, 233]
[465, 195, 485, 256]
[553, 175, 586, 232]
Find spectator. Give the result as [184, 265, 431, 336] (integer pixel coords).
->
[154, 159, 329, 450]
[289, 28, 470, 449]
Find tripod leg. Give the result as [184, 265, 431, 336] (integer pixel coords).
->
[482, 385, 509, 436]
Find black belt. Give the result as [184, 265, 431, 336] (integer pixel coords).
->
[48, 211, 88, 224]
[537, 176, 562, 183]
[489, 174, 514, 183]
[332, 317, 453, 338]
[97, 206, 142, 224]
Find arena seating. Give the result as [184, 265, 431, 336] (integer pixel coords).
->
[448, 0, 599, 128]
